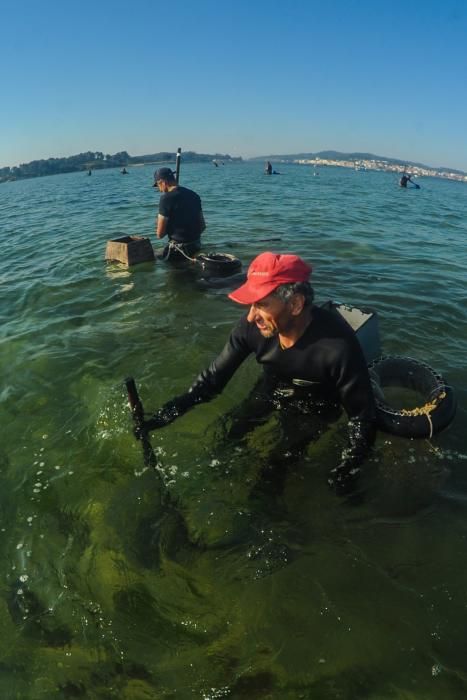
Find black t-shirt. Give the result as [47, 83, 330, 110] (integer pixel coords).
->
[159, 186, 203, 243]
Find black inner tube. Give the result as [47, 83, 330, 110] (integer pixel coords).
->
[196, 253, 242, 277]
[368, 355, 456, 438]
[370, 357, 440, 401]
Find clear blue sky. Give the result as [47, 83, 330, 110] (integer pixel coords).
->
[2, 0, 467, 170]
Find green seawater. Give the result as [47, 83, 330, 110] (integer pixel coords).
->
[1, 162, 467, 698]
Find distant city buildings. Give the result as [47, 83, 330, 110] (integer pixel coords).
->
[293, 157, 467, 183]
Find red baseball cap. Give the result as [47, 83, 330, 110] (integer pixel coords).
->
[228, 252, 312, 305]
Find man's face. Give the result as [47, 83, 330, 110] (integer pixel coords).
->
[246, 293, 295, 338]
[156, 179, 169, 193]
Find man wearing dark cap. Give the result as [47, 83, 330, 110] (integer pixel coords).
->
[153, 167, 206, 260]
[139, 252, 376, 495]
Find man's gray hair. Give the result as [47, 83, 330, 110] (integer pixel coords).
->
[272, 281, 314, 306]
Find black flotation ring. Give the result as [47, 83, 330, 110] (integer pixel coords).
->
[196, 252, 242, 277]
[368, 355, 456, 438]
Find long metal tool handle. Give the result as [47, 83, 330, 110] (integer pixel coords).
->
[175, 147, 181, 184]
[125, 376, 144, 428]
[125, 376, 169, 505]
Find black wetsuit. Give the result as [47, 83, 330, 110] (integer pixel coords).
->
[146, 306, 376, 482]
[159, 186, 204, 258]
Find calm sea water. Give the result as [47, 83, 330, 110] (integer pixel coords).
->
[1, 161, 467, 699]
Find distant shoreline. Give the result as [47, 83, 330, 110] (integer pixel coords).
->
[249, 150, 467, 184]
[291, 157, 467, 184]
[2, 148, 466, 185]
[0, 150, 241, 184]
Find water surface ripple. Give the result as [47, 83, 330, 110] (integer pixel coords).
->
[1, 163, 467, 698]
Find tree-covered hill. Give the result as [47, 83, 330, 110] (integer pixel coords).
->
[0, 150, 241, 183]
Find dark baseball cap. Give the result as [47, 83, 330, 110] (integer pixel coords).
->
[153, 167, 176, 186]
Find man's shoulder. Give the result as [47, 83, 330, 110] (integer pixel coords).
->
[160, 186, 190, 207]
[159, 189, 174, 204]
[309, 305, 359, 342]
[177, 185, 199, 197]
[160, 186, 200, 206]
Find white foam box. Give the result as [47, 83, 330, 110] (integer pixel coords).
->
[321, 301, 381, 364]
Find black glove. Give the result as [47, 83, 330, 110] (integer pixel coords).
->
[328, 418, 375, 495]
[135, 390, 200, 439]
[133, 374, 219, 441]
[133, 412, 167, 440]
[142, 409, 173, 433]
[133, 421, 145, 441]
[328, 463, 361, 496]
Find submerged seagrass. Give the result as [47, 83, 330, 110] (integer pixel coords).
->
[0, 162, 466, 697]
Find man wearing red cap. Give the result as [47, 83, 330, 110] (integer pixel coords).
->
[140, 252, 376, 495]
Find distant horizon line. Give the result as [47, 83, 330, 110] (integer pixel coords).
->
[9, 148, 467, 175]
[1, 147, 465, 179]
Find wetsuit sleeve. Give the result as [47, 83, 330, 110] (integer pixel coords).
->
[327, 337, 374, 421]
[189, 318, 252, 399]
[142, 318, 252, 432]
[327, 341, 377, 494]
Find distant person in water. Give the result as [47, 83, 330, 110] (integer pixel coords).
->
[265, 161, 281, 175]
[87, 170, 92, 176]
[153, 167, 206, 261]
[400, 173, 418, 188]
[121, 167, 128, 174]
